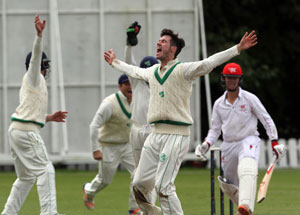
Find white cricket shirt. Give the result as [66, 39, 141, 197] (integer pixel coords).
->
[124, 46, 152, 126]
[205, 88, 278, 144]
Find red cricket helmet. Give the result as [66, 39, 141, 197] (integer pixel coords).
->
[222, 63, 242, 77]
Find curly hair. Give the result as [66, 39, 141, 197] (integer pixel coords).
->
[160, 29, 185, 58]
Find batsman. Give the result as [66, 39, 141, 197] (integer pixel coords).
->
[195, 63, 287, 215]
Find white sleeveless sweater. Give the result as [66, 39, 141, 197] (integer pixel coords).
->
[98, 92, 132, 145]
[11, 73, 48, 127]
[147, 62, 193, 135]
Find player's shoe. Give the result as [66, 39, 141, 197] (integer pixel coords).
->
[82, 183, 95, 210]
[237, 204, 252, 215]
[129, 208, 143, 215]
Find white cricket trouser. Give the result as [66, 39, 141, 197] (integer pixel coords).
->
[220, 135, 260, 186]
[84, 143, 138, 210]
[130, 123, 152, 166]
[130, 123, 157, 205]
[2, 128, 57, 215]
[133, 133, 190, 215]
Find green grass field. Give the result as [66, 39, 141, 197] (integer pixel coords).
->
[0, 167, 299, 215]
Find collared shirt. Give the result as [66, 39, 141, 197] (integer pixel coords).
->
[205, 88, 278, 144]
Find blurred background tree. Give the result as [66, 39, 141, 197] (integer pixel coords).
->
[200, 0, 300, 139]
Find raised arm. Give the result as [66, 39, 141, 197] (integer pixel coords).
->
[183, 30, 258, 80]
[27, 14, 46, 88]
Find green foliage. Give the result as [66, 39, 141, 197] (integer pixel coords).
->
[201, 0, 300, 138]
[1, 168, 300, 214]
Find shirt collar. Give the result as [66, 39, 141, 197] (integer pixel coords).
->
[222, 87, 243, 104]
[160, 58, 179, 70]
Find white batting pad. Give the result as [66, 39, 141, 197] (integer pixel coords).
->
[238, 157, 258, 212]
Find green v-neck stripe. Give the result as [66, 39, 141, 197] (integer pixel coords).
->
[115, 93, 131, 119]
[154, 61, 180, 85]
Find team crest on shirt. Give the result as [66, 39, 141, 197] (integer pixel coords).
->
[159, 91, 165, 98]
[239, 104, 247, 112]
[160, 153, 166, 162]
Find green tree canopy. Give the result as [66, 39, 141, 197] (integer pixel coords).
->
[201, 0, 300, 139]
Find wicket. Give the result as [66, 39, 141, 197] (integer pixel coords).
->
[210, 147, 234, 215]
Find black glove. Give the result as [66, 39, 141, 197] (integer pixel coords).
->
[126, 21, 141, 46]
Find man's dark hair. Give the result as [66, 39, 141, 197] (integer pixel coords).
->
[160, 29, 185, 58]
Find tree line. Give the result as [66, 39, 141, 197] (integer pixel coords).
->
[200, 0, 300, 139]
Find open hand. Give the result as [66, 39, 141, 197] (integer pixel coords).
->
[46, 111, 68, 123]
[237, 30, 258, 52]
[35, 14, 46, 37]
[104, 49, 116, 65]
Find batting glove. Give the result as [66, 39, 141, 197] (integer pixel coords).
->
[271, 140, 287, 162]
[126, 21, 141, 46]
[195, 141, 210, 161]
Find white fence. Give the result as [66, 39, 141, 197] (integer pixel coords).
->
[1, 138, 299, 169]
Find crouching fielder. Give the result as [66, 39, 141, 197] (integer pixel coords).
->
[195, 63, 286, 215]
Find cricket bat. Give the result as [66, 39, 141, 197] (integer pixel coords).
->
[257, 156, 277, 203]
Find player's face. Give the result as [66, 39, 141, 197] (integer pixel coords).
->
[119, 81, 132, 100]
[156, 35, 172, 61]
[224, 76, 240, 92]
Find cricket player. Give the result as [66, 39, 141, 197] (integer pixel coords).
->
[125, 21, 159, 210]
[82, 74, 141, 215]
[104, 28, 258, 215]
[1, 15, 67, 215]
[195, 63, 286, 215]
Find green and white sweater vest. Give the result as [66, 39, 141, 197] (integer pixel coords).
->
[11, 73, 48, 128]
[147, 62, 193, 135]
[98, 92, 132, 145]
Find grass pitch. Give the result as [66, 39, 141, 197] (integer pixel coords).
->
[0, 167, 299, 215]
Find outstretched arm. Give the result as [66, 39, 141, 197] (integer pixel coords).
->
[183, 30, 257, 80]
[104, 49, 150, 82]
[237, 30, 257, 53]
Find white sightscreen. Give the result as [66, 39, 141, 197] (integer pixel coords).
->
[0, 0, 202, 163]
